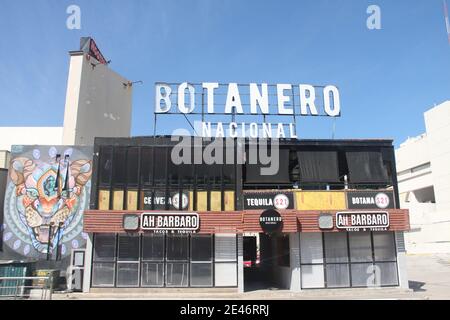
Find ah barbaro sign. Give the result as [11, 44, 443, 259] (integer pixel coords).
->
[155, 82, 341, 138]
[141, 212, 199, 234]
[336, 211, 389, 232]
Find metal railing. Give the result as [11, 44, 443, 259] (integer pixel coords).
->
[0, 276, 54, 300]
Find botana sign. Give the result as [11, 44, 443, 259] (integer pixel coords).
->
[155, 82, 341, 138]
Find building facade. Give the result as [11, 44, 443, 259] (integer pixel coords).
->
[396, 100, 450, 253]
[82, 136, 410, 292]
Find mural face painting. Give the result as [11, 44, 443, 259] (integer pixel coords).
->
[3, 145, 93, 258]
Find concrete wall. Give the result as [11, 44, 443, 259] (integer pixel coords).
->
[62, 51, 132, 146]
[403, 202, 450, 253]
[424, 101, 450, 212]
[0, 127, 63, 151]
[396, 101, 450, 254]
[0, 150, 10, 169]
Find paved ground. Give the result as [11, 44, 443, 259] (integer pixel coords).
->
[52, 253, 450, 300]
[406, 253, 450, 300]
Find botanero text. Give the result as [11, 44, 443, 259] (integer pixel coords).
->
[155, 82, 341, 116]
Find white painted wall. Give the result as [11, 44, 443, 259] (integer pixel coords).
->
[62, 51, 133, 146]
[396, 101, 450, 254]
[0, 127, 63, 151]
[424, 101, 450, 212]
[0, 151, 10, 169]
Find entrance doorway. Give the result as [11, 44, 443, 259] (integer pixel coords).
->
[243, 233, 290, 292]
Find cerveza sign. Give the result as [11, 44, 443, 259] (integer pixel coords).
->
[346, 191, 394, 209]
[141, 212, 199, 233]
[141, 191, 189, 210]
[155, 82, 341, 138]
[336, 211, 389, 231]
[244, 192, 294, 210]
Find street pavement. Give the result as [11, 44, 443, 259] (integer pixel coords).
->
[53, 253, 450, 300]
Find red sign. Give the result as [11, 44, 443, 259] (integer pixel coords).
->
[88, 39, 107, 65]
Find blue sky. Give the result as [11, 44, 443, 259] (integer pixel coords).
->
[0, 0, 449, 147]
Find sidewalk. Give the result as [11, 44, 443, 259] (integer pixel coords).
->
[52, 253, 450, 300]
[53, 287, 421, 300]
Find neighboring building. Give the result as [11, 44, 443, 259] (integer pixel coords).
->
[0, 37, 133, 151]
[0, 127, 63, 152]
[81, 136, 410, 293]
[0, 37, 132, 290]
[396, 100, 450, 254]
[62, 38, 133, 145]
[0, 150, 11, 169]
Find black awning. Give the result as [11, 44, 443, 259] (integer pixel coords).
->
[297, 151, 340, 183]
[345, 151, 389, 183]
[245, 149, 290, 183]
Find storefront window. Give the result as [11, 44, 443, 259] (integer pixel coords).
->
[142, 234, 164, 261]
[300, 233, 324, 289]
[326, 264, 350, 288]
[214, 234, 237, 287]
[375, 262, 399, 286]
[93, 233, 116, 261]
[373, 232, 396, 261]
[92, 262, 115, 287]
[141, 263, 164, 287]
[118, 234, 140, 261]
[166, 234, 189, 261]
[349, 232, 374, 287]
[324, 232, 349, 263]
[191, 235, 213, 287]
[350, 263, 373, 287]
[299, 232, 398, 289]
[141, 234, 165, 287]
[92, 233, 238, 288]
[117, 263, 139, 287]
[117, 235, 140, 287]
[166, 263, 189, 287]
[92, 234, 116, 287]
[166, 234, 189, 287]
[349, 232, 372, 262]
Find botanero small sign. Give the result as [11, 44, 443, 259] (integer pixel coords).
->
[141, 212, 199, 234]
[336, 211, 389, 232]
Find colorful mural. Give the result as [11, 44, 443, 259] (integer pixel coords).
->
[2, 145, 92, 258]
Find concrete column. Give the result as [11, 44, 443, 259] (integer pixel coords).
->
[82, 233, 93, 293]
[237, 234, 244, 293]
[289, 232, 301, 292]
[395, 231, 409, 289]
